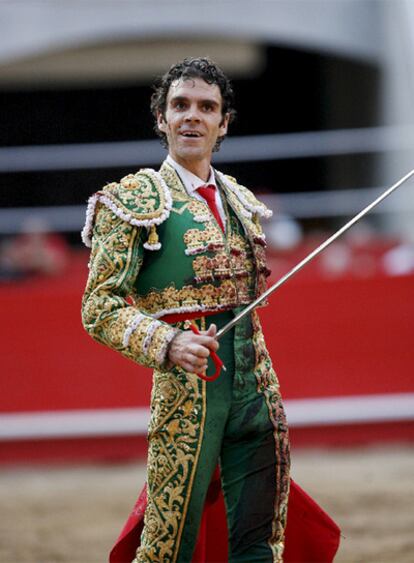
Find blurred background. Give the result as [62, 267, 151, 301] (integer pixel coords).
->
[1, 1, 413, 562]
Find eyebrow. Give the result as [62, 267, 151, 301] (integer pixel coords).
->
[169, 95, 220, 108]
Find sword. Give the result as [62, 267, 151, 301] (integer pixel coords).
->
[216, 167, 414, 341]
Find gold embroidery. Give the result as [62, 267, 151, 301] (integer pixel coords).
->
[183, 224, 224, 255]
[218, 177, 270, 301]
[192, 253, 232, 283]
[187, 199, 210, 216]
[160, 162, 188, 196]
[103, 170, 168, 220]
[84, 162, 281, 561]
[221, 174, 272, 220]
[159, 160, 268, 304]
[136, 370, 206, 562]
[251, 311, 290, 560]
[228, 232, 255, 278]
[192, 256, 214, 283]
[82, 205, 175, 369]
[136, 280, 240, 317]
[171, 203, 189, 215]
[120, 173, 140, 190]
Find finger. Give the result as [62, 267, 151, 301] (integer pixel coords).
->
[169, 333, 209, 353]
[184, 351, 209, 367]
[181, 360, 201, 373]
[206, 323, 217, 337]
[181, 358, 208, 374]
[184, 361, 207, 372]
[185, 354, 208, 369]
[186, 343, 210, 358]
[193, 335, 219, 352]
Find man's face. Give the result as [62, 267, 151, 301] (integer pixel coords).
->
[157, 77, 229, 168]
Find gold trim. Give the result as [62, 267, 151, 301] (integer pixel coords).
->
[160, 161, 188, 196]
[171, 203, 189, 215]
[250, 311, 289, 562]
[102, 169, 172, 222]
[263, 389, 288, 563]
[172, 377, 207, 563]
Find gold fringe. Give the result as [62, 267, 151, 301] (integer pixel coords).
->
[147, 224, 159, 247]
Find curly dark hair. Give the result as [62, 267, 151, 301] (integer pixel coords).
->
[150, 57, 236, 151]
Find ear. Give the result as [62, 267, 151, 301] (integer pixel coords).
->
[219, 113, 230, 137]
[157, 111, 167, 133]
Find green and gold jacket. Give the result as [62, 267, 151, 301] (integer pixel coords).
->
[81, 160, 272, 370]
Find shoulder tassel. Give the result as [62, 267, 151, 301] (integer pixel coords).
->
[143, 224, 161, 251]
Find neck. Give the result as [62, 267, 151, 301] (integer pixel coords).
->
[169, 154, 211, 182]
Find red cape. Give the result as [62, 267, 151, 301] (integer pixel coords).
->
[109, 472, 340, 563]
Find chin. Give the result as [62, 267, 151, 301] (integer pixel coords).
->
[176, 148, 205, 161]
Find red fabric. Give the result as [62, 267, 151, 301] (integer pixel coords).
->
[197, 185, 225, 232]
[161, 309, 220, 324]
[283, 480, 341, 562]
[109, 477, 340, 563]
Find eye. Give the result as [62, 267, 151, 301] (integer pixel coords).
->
[202, 103, 214, 112]
[173, 101, 187, 110]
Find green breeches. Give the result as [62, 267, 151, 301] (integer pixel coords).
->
[136, 310, 290, 563]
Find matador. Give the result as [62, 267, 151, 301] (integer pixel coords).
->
[81, 58, 339, 563]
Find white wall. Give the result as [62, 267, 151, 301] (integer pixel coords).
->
[0, 0, 381, 69]
[1, 0, 413, 238]
[379, 0, 414, 241]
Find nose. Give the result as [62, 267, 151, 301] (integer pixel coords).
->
[184, 105, 201, 122]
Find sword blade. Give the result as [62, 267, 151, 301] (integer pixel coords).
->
[216, 168, 414, 340]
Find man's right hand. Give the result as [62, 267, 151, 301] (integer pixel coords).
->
[167, 324, 219, 375]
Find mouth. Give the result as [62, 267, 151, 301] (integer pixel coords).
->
[179, 130, 203, 139]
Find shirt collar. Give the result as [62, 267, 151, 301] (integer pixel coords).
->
[166, 155, 216, 195]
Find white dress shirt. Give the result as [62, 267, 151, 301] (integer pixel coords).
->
[166, 155, 227, 230]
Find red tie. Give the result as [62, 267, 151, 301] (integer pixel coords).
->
[197, 184, 225, 233]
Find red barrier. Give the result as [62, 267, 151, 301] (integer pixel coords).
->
[1, 251, 413, 462]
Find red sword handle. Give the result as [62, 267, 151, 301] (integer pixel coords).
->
[189, 323, 225, 381]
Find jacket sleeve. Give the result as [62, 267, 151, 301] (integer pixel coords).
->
[81, 203, 178, 370]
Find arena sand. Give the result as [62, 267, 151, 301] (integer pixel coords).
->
[0, 446, 413, 562]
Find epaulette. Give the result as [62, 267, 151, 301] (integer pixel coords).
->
[216, 171, 273, 220]
[81, 168, 172, 250]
